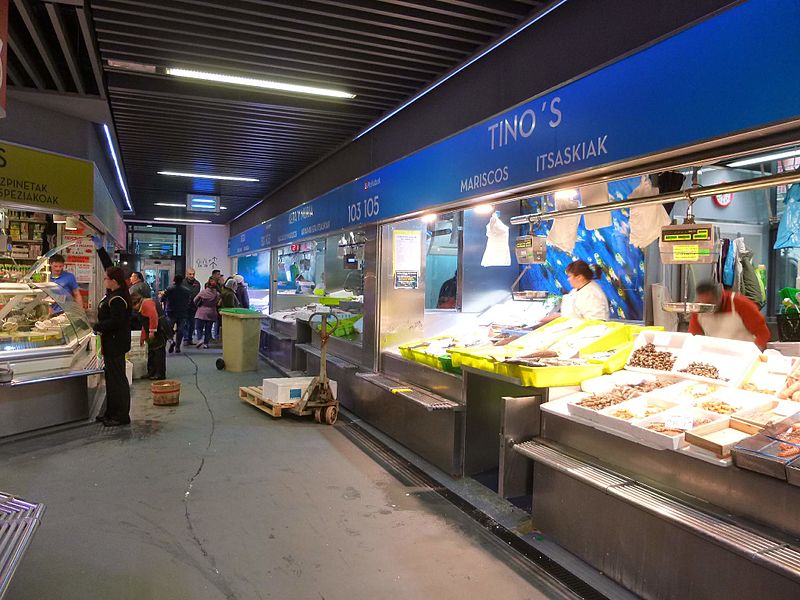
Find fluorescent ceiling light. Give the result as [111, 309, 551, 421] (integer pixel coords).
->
[158, 170, 259, 182]
[727, 148, 800, 168]
[354, 0, 568, 140]
[154, 217, 212, 223]
[107, 59, 156, 74]
[102, 124, 133, 211]
[154, 202, 186, 208]
[165, 67, 356, 99]
[421, 213, 437, 223]
[473, 203, 494, 215]
[52, 214, 67, 223]
[220, 206, 228, 210]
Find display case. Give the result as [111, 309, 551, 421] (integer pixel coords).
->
[0, 282, 94, 373]
[0, 281, 100, 438]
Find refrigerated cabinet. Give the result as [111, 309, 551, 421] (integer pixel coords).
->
[0, 282, 101, 437]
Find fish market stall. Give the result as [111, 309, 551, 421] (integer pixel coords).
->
[0, 281, 101, 437]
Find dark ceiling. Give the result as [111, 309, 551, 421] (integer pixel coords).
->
[6, 0, 554, 224]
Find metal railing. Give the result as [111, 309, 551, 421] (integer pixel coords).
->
[0, 492, 45, 599]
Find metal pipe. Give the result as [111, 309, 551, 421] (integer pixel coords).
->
[509, 170, 800, 225]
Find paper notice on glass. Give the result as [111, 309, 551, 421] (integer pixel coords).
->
[393, 230, 421, 272]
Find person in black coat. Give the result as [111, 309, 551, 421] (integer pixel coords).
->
[162, 273, 193, 353]
[92, 266, 132, 427]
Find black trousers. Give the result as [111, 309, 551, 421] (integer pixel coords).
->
[104, 353, 130, 422]
[147, 342, 167, 380]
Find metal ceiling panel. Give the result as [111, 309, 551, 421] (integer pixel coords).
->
[7, 0, 552, 223]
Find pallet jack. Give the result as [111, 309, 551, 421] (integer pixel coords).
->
[295, 309, 340, 425]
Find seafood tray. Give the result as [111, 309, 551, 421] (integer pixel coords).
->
[740, 360, 790, 397]
[580, 371, 659, 394]
[567, 379, 674, 424]
[644, 379, 723, 405]
[685, 417, 761, 458]
[594, 396, 677, 436]
[631, 406, 722, 451]
[760, 414, 800, 460]
[733, 400, 800, 428]
[625, 330, 693, 375]
[733, 434, 794, 480]
[689, 388, 774, 417]
[672, 336, 760, 387]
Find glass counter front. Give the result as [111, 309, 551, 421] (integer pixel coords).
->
[0, 282, 93, 365]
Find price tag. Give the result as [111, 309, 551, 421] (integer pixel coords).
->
[672, 244, 699, 261]
[665, 414, 694, 430]
[774, 401, 800, 417]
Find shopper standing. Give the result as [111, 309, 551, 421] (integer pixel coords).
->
[131, 292, 168, 380]
[220, 277, 240, 309]
[129, 271, 152, 299]
[193, 278, 220, 349]
[162, 274, 193, 353]
[233, 274, 250, 309]
[210, 270, 224, 340]
[182, 268, 201, 343]
[92, 267, 132, 427]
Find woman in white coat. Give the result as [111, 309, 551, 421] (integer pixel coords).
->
[558, 260, 610, 321]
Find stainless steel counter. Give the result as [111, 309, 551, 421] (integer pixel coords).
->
[540, 409, 800, 539]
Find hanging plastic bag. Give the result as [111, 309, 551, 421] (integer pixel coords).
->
[481, 213, 511, 267]
[629, 176, 671, 248]
[775, 183, 800, 249]
[547, 196, 580, 253]
[581, 182, 612, 230]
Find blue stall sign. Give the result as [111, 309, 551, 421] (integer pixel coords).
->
[230, 0, 800, 256]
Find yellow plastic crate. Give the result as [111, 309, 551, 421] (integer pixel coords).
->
[448, 347, 507, 373]
[398, 336, 462, 373]
[624, 324, 664, 342]
[499, 361, 605, 387]
[581, 341, 635, 374]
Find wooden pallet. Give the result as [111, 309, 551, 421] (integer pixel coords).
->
[239, 386, 297, 418]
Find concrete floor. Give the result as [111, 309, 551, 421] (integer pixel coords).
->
[0, 350, 570, 600]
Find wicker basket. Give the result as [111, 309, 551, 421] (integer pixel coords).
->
[151, 380, 181, 406]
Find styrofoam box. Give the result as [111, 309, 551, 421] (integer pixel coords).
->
[263, 377, 338, 405]
[565, 391, 619, 424]
[672, 335, 761, 388]
[645, 379, 726, 405]
[594, 396, 678, 436]
[694, 387, 775, 416]
[625, 330, 694, 376]
[632, 406, 724, 450]
[580, 371, 657, 394]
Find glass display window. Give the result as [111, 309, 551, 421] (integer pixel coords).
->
[0, 282, 92, 355]
[274, 239, 325, 295]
